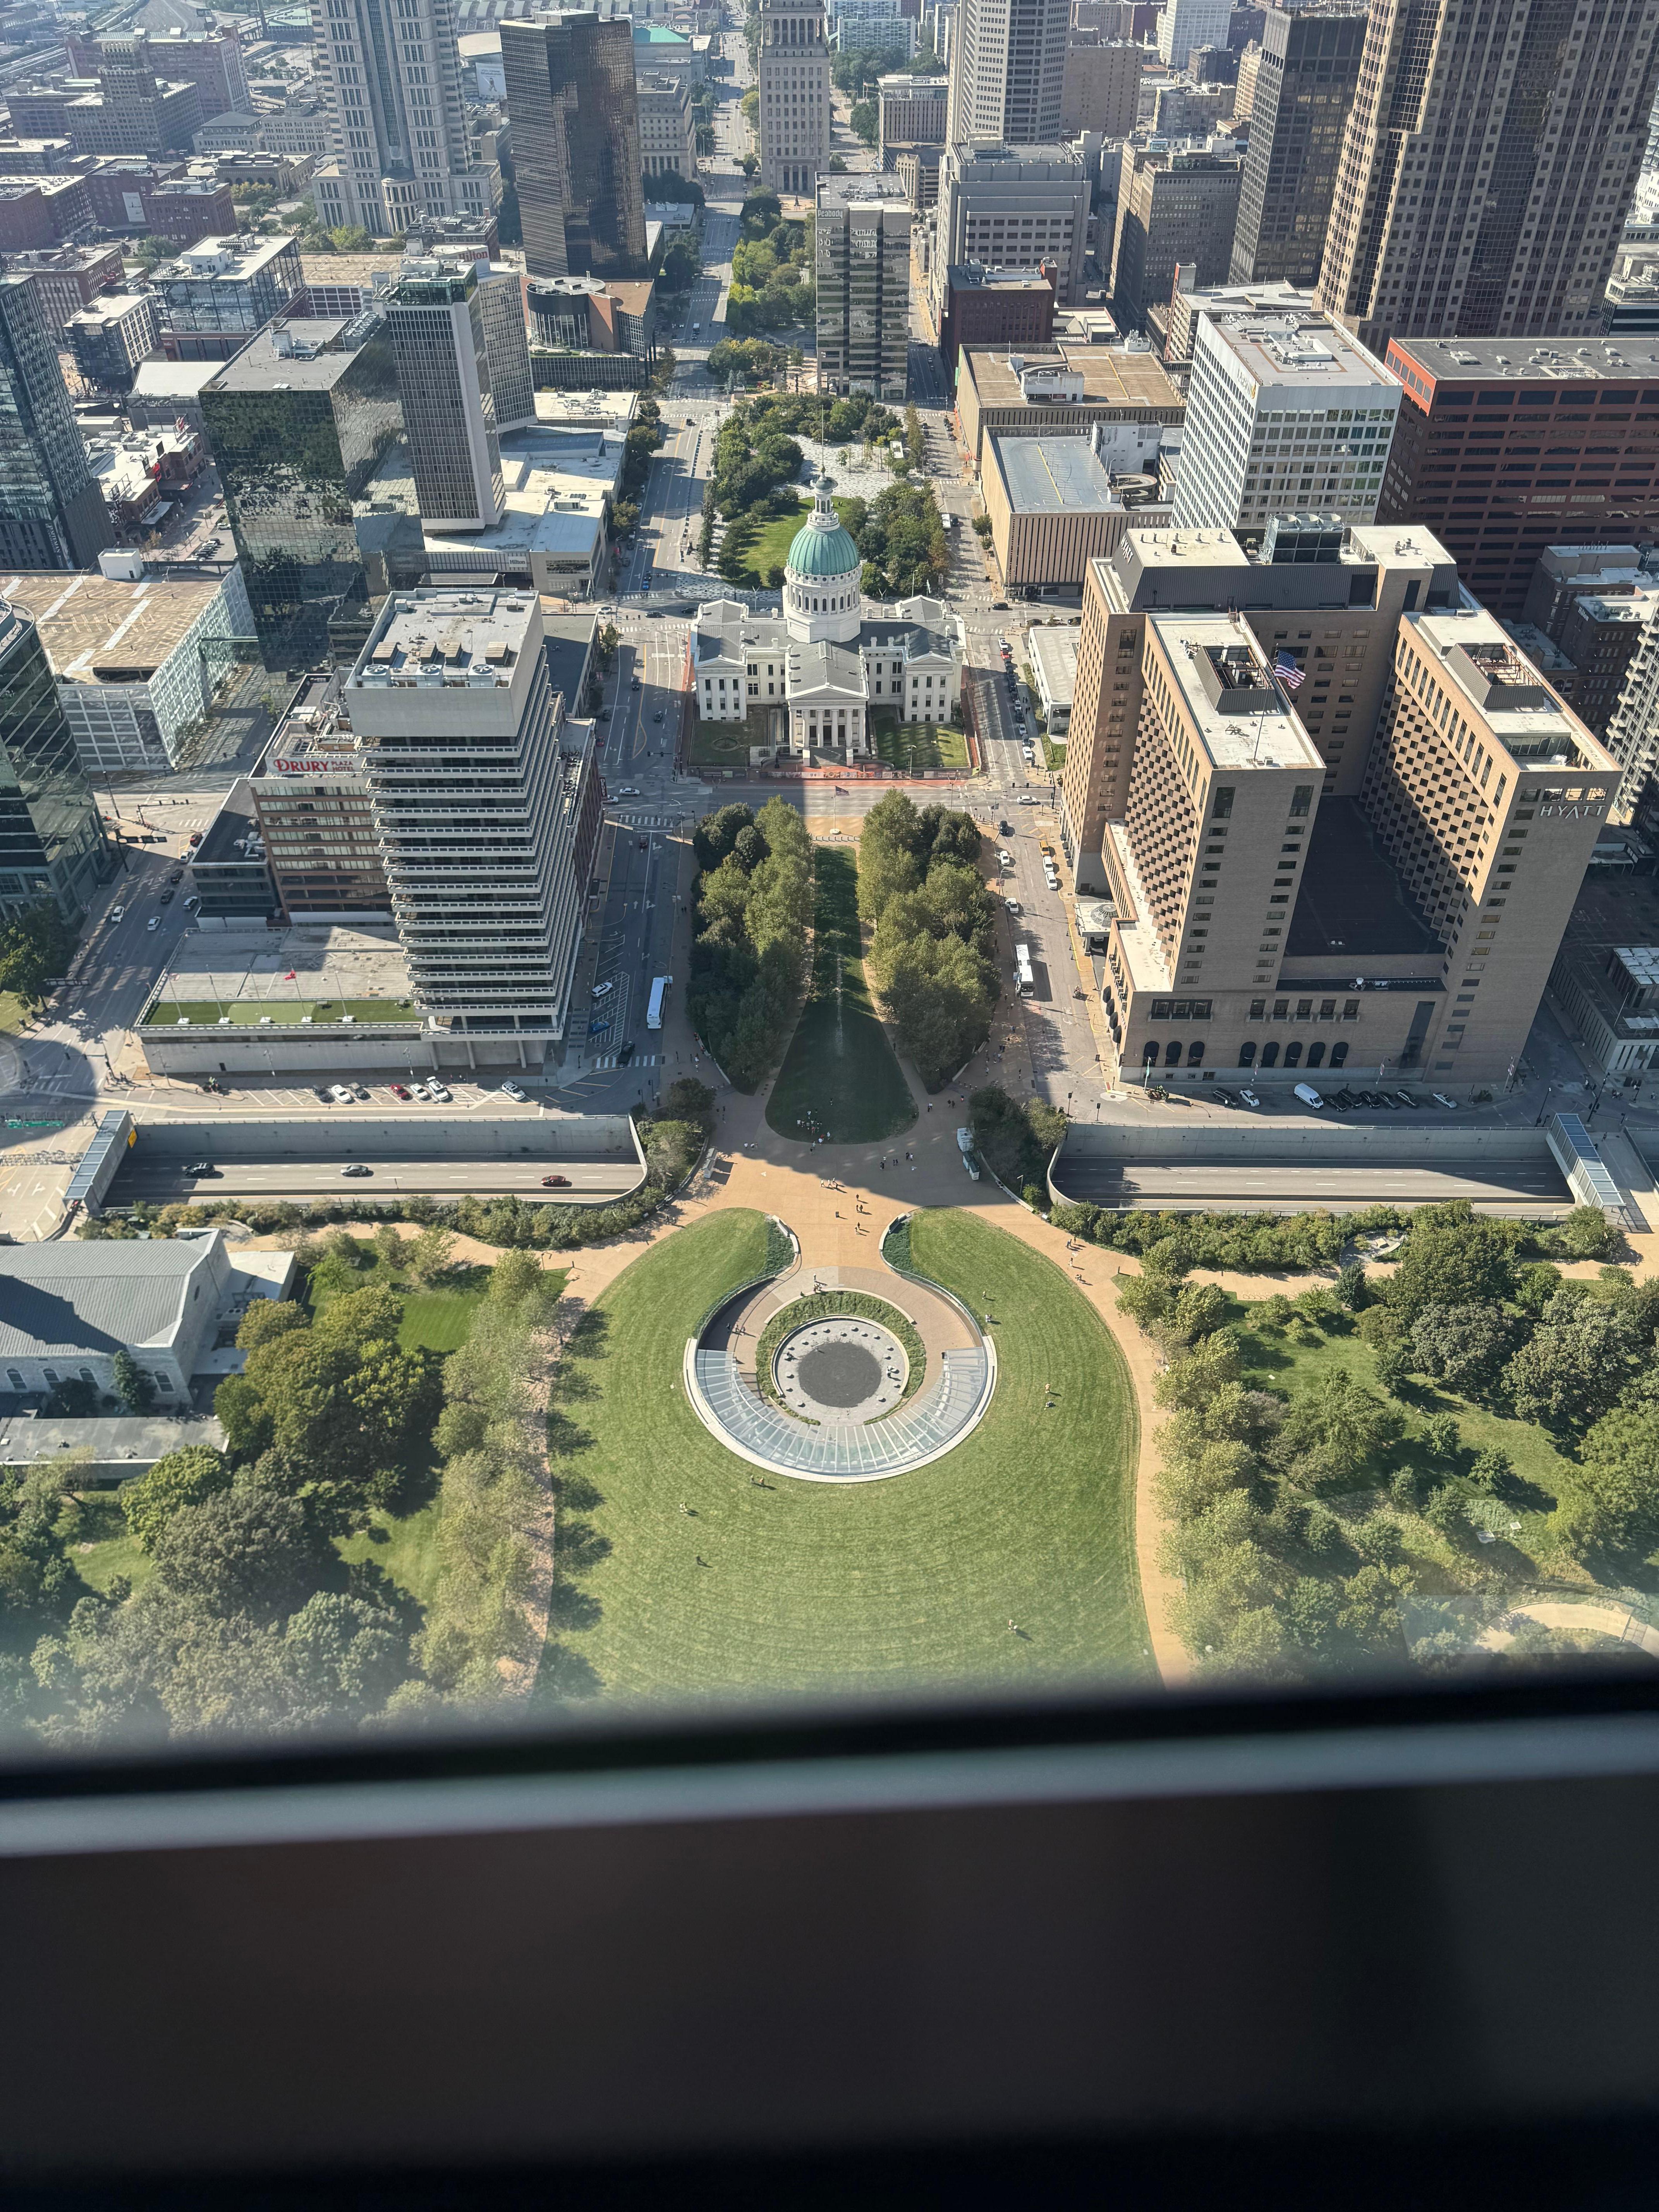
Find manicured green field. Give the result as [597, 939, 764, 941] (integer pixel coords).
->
[765, 845, 915, 1145]
[689, 703, 771, 766]
[534, 1207, 1150, 1704]
[871, 714, 970, 771]
[340, 1500, 443, 1606]
[67, 1488, 152, 1597]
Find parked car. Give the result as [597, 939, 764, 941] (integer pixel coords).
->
[314, 1087, 333, 1104]
[187, 830, 202, 845]
[500, 1079, 527, 1102]
[1329, 1089, 1356, 1109]
[1213, 1090, 1239, 1109]
[997, 849, 1013, 867]
[328, 1084, 354, 1104]
[390, 1082, 411, 1100]
[1238, 1088, 1261, 1107]
[541, 1173, 572, 1188]
[1393, 1089, 1420, 1109]
[1005, 899, 1023, 916]
[408, 1082, 431, 1101]
[341, 1163, 373, 1176]
[1293, 1083, 1325, 1109]
[426, 1080, 451, 1103]
[1432, 1092, 1459, 1110]
[592, 979, 615, 998]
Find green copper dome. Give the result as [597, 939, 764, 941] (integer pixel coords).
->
[788, 473, 860, 580]
[787, 517, 860, 577]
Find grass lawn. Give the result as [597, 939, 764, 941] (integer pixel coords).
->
[870, 712, 970, 772]
[766, 845, 915, 1145]
[304, 1245, 502, 1351]
[716, 496, 862, 588]
[144, 996, 419, 1029]
[0, 991, 27, 1034]
[689, 701, 776, 766]
[535, 1207, 1149, 1703]
[1230, 1294, 1602, 1582]
[1039, 732, 1066, 772]
[339, 1501, 443, 1606]
[68, 1487, 153, 1597]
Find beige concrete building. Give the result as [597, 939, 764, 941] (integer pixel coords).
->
[982, 432, 1168, 587]
[639, 73, 698, 182]
[757, 0, 831, 199]
[877, 72, 946, 160]
[1066, 523, 1621, 1085]
[1317, 0, 1659, 358]
[955, 340, 1183, 467]
[1058, 35, 1140, 139]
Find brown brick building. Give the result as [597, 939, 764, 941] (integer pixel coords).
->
[1379, 336, 1659, 618]
[938, 262, 1056, 377]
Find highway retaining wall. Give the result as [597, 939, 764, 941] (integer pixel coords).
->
[127, 1112, 642, 1170]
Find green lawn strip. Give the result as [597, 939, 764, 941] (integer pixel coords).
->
[144, 997, 418, 1029]
[870, 712, 969, 771]
[765, 844, 915, 1144]
[0, 991, 28, 1034]
[1231, 1297, 1594, 1582]
[689, 702, 772, 766]
[534, 1207, 1151, 1703]
[66, 1487, 153, 1596]
[339, 1500, 443, 1606]
[754, 1288, 926, 1415]
[719, 496, 863, 588]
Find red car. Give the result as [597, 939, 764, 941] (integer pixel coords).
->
[540, 1173, 571, 1188]
[390, 1082, 412, 1100]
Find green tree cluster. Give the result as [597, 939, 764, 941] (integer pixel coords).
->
[728, 211, 814, 331]
[857, 481, 949, 596]
[968, 1084, 1067, 1195]
[687, 800, 814, 1088]
[0, 902, 73, 1010]
[859, 791, 997, 1089]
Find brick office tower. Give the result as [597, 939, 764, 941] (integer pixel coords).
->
[757, 0, 831, 200]
[1379, 336, 1659, 618]
[1228, 3, 1365, 289]
[1318, 0, 1659, 358]
[1062, 519, 1621, 1087]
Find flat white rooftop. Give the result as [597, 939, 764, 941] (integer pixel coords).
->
[352, 589, 536, 690]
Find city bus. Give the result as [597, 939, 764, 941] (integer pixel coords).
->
[1014, 942, 1035, 997]
[647, 974, 672, 1030]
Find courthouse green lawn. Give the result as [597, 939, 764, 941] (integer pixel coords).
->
[766, 845, 915, 1145]
[535, 1206, 1150, 1703]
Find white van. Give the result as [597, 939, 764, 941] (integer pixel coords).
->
[1293, 1083, 1325, 1109]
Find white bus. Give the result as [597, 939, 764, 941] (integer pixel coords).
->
[647, 974, 672, 1030]
[1014, 942, 1035, 997]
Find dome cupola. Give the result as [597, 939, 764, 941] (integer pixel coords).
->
[784, 471, 862, 643]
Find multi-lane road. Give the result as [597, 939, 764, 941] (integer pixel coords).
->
[113, 1157, 644, 1204]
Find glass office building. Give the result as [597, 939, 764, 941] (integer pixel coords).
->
[501, 12, 647, 280]
[202, 311, 402, 670]
[0, 598, 107, 923]
[0, 273, 114, 574]
[385, 260, 504, 532]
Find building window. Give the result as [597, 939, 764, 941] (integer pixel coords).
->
[1141, 1041, 1159, 1066]
[1260, 1042, 1280, 1067]
[1330, 1041, 1349, 1068]
[1284, 1042, 1303, 1068]
[1164, 1040, 1183, 1066]
[1212, 785, 1234, 819]
[1238, 1040, 1256, 1067]
[1307, 1042, 1326, 1068]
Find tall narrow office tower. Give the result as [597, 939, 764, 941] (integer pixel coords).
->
[0, 274, 113, 572]
[757, 0, 831, 199]
[386, 258, 504, 534]
[945, 0, 1067, 148]
[1229, 3, 1366, 287]
[1319, 0, 1659, 356]
[311, 0, 496, 237]
[501, 12, 647, 279]
[477, 264, 536, 433]
[348, 589, 600, 1053]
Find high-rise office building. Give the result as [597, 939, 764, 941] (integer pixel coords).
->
[0, 594, 107, 924]
[311, 0, 496, 239]
[945, 0, 1068, 148]
[1062, 522, 1621, 1087]
[501, 12, 647, 279]
[386, 258, 504, 533]
[816, 176, 911, 401]
[1109, 139, 1243, 334]
[1229, 3, 1365, 288]
[0, 274, 113, 572]
[878, 72, 948, 160]
[477, 264, 535, 432]
[1318, 0, 1659, 357]
[756, 0, 832, 199]
[1171, 307, 1401, 531]
[933, 142, 1090, 324]
[203, 313, 402, 670]
[1378, 336, 1659, 618]
[1155, 0, 1228, 70]
[348, 588, 601, 1053]
[1058, 35, 1142, 139]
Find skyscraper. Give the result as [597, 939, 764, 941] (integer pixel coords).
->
[1154, 0, 1229, 70]
[945, 0, 1067, 148]
[477, 265, 536, 432]
[0, 595, 106, 925]
[1109, 141, 1243, 335]
[386, 258, 504, 533]
[348, 588, 600, 1054]
[1229, 3, 1366, 288]
[502, 12, 646, 281]
[816, 176, 911, 401]
[756, 0, 832, 199]
[203, 313, 402, 669]
[311, 0, 496, 239]
[0, 274, 113, 572]
[1319, 0, 1659, 356]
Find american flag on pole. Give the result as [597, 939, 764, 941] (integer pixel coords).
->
[1273, 652, 1305, 691]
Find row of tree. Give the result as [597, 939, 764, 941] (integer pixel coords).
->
[858, 792, 998, 1090]
[687, 800, 814, 1088]
[728, 196, 814, 333]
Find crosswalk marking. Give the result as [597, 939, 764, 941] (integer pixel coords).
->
[590, 1051, 660, 1071]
